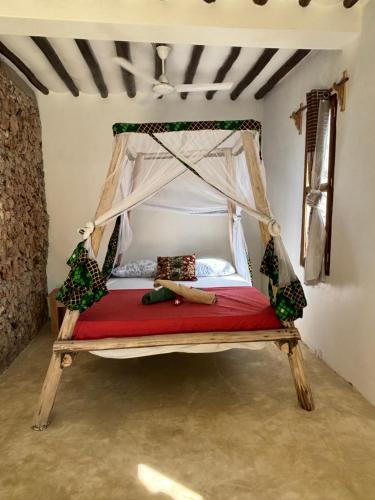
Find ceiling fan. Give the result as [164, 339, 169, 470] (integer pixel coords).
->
[114, 44, 233, 97]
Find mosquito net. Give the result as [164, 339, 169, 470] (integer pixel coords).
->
[57, 120, 307, 323]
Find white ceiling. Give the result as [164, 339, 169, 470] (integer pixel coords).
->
[0, 35, 314, 102]
[0, 0, 363, 50]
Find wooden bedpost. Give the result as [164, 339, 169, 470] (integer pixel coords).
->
[32, 310, 80, 429]
[287, 340, 314, 411]
[241, 131, 314, 411]
[241, 131, 271, 246]
[33, 134, 129, 430]
[91, 134, 130, 256]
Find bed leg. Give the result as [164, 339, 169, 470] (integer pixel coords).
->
[33, 309, 79, 430]
[287, 340, 315, 411]
[32, 352, 73, 430]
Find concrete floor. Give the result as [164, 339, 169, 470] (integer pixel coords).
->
[1, 325, 375, 500]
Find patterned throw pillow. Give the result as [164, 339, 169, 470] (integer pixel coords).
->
[156, 254, 197, 281]
[112, 259, 157, 278]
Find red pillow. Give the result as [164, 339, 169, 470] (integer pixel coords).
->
[156, 254, 197, 281]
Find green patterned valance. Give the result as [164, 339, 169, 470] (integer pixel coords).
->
[102, 216, 121, 280]
[57, 242, 108, 312]
[112, 119, 261, 136]
[260, 238, 307, 322]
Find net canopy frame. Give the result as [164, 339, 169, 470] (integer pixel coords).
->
[70, 119, 306, 320]
[32, 120, 313, 430]
[90, 119, 269, 284]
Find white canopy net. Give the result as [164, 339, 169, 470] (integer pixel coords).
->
[61, 122, 306, 322]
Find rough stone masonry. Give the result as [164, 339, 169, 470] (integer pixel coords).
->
[0, 62, 48, 372]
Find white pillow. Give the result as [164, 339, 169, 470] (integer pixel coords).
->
[112, 259, 157, 278]
[196, 258, 235, 277]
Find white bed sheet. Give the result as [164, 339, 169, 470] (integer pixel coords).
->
[91, 273, 265, 359]
[107, 273, 251, 290]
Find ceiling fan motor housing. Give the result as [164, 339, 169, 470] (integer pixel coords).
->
[153, 82, 175, 95]
[156, 44, 171, 60]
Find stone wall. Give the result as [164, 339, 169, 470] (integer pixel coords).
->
[0, 62, 48, 372]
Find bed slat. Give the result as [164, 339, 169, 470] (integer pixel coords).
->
[53, 328, 300, 352]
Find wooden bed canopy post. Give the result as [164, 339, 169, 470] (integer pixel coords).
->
[33, 135, 129, 430]
[91, 134, 130, 255]
[241, 131, 271, 246]
[241, 130, 314, 411]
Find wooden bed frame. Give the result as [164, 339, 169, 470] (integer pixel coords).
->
[33, 321, 314, 430]
[33, 129, 314, 430]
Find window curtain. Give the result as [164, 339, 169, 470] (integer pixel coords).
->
[304, 91, 331, 285]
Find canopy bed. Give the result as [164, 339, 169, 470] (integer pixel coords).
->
[33, 119, 314, 430]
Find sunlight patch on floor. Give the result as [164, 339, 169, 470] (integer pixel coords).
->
[138, 464, 203, 500]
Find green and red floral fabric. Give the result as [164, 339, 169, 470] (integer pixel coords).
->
[102, 216, 121, 279]
[156, 254, 197, 281]
[56, 242, 108, 312]
[260, 238, 307, 322]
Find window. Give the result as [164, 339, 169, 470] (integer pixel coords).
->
[300, 93, 337, 275]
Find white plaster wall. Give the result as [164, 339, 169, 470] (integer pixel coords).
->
[39, 95, 262, 290]
[125, 209, 231, 261]
[262, 1, 375, 404]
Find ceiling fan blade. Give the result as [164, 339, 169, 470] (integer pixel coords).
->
[137, 92, 162, 105]
[174, 82, 234, 93]
[113, 57, 159, 86]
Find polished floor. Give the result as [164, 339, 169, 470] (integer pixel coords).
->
[1, 324, 375, 500]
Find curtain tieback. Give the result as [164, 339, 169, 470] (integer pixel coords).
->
[78, 222, 95, 240]
[233, 214, 242, 223]
[267, 218, 281, 237]
[306, 189, 322, 208]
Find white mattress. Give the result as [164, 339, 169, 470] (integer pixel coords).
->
[90, 273, 265, 359]
[107, 273, 251, 291]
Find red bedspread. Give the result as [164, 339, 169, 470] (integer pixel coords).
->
[73, 287, 281, 340]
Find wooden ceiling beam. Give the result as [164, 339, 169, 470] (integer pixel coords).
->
[206, 46, 241, 100]
[114, 41, 136, 98]
[299, 0, 312, 6]
[343, 0, 360, 7]
[253, 0, 269, 4]
[180, 45, 205, 100]
[0, 41, 49, 95]
[254, 49, 311, 100]
[153, 43, 164, 100]
[154, 44, 163, 80]
[230, 48, 278, 100]
[30, 36, 79, 96]
[75, 39, 108, 98]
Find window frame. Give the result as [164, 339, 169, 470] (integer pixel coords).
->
[300, 93, 337, 276]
